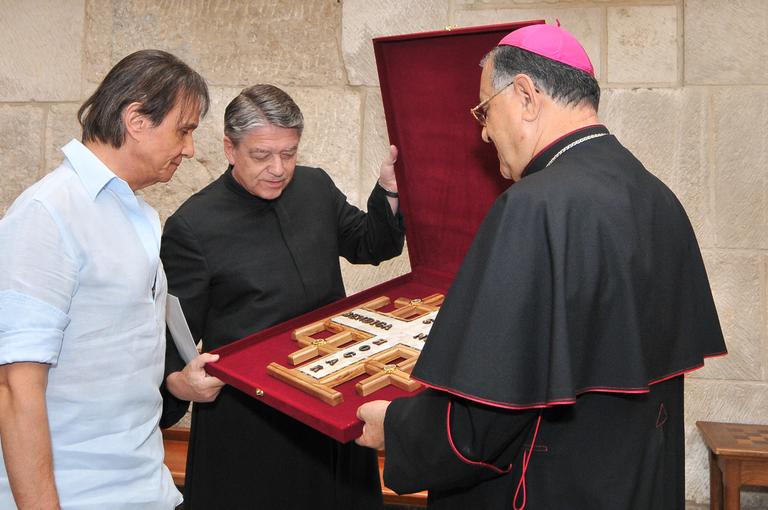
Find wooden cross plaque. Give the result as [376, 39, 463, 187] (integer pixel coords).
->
[267, 293, 444, 406]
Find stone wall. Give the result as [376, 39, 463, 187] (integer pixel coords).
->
[1, 0, 765, 506]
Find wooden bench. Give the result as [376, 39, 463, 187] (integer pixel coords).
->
[162, 427, 427, 507]
[696, 421, 768, 510]
[162, 427, 190, 487]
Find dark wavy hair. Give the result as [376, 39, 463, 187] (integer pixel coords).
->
[485, 45, 600, 111]
[78, 49, 210, 148]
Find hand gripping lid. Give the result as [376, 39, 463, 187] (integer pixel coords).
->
[497, 22, 594, 76]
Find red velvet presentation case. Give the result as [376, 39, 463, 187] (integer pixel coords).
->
[205, 20, 540, 443]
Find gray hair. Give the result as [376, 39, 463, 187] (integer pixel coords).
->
[482, 46, 600, 111]
[224, 84, 304, 145]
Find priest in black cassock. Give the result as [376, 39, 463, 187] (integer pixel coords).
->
[160, 84, 404, 509]
[356, 24, 726, 510]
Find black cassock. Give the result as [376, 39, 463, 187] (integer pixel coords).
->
[383, 125, 726, 510]
[160, 166, 404, 510]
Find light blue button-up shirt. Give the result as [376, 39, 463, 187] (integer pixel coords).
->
[0, 140, 181, 509]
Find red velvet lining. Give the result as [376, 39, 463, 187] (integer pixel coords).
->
[206, 273, 449, 443]
[374, 21, 541, 279]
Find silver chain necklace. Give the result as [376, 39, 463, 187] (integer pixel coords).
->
[545, 132, 608, 168]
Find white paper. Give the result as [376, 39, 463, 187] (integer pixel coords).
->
[298, 309, 436, 380]
[166, 294, 199, 364]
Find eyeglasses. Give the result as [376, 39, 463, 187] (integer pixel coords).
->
[470, 81, 513, 126]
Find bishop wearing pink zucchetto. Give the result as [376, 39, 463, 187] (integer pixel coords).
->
[356, 22, 726, 509]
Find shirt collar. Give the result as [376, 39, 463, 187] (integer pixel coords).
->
[223, 165, 276, 211]
[61, 139, 124, 201]
[521, 124, 610, 179]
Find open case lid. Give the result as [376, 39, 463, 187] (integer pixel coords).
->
[375, 20, 542, 281]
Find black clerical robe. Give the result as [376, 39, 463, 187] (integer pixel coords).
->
[383, 125, 726, 509]
[160, 165, 404, 510]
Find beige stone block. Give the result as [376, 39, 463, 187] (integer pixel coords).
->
[342, 0, 450, 86]
[740, 492, 768, 510]
[141, 158, 220, 225]
[691, 250, 762, 381]
[455, 0, 624, 4]
[353, 87, 412, 293]
[0, 105, 46, 216]
[45, 104, 82, 171]
[286, 87, 363, 206]
[361, 88, 390, 201]
[191, 86, 242, 175]
[765, 253, 768, 378]
[685, 0, 768, 85]
[143, 86, 238, 224]
[83, 0, 114, 95]
[84, 0, 343, 88]
[765, 253, 768, 375]
[599, 88, 713, 247]
[684, 379, 768, 506]
[341, 243, 412, 296]
[607, 6, 677, 85]
[0, 0, 84, 101]
[453, 7, 603, 79]
[711, 87, 768, 249]
[177, 409, 192, 429]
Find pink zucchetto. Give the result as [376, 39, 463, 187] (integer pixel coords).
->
[497, 23, 594, 76]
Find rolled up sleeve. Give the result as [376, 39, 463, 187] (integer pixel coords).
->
[0, 199, 78, 366]
[0, 290, 70, 365]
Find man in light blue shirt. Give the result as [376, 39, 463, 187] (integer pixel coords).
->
[0, 49, 224, 510]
